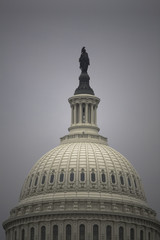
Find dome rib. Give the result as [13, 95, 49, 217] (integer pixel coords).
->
[84, 143, 89, 189]
[65, 143, 78, 189]
[89, 143, 101, 188]
[55, 144, 72, 186]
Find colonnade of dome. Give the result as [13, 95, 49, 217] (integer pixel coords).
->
[4, 216, 160, 240]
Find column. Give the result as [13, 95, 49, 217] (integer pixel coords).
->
[76, 104, 79, 123]
[100, 221, 105, 240]
[113, 222, 117, 240]
[95, 106, 97, 125]
[74, 104, 76, 125]
[71, 106, 74, 125]
[88, 104, 91, 123]
[47, 222, 50, 240]
[137, 226, 140, 240]
[91, 104, 94, 124]
[17, 227, 19, 240]
[125, 223, 129, 240]
[85, 103, 88, 123]
[87, 221, 91, 240]
[25, 225, 29, 240]
[6, 230, 9, 240]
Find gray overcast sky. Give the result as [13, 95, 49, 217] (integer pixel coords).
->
[1, 0, 160, 238]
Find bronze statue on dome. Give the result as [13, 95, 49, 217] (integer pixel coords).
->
[79, 47, 90, 73]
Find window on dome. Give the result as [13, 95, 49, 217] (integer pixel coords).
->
[93, 225, 99, 240]
[60, 172, 64, 182]
[82, 104, 85, 123]
[91, 172, 96, 182]
[22, 229, 25, 240]
[34, 176, 38, 186]
[66, 224, 71, 240]
[70, 172, 74, 182]
[42, 175, 46, 185]
[50, 173, 54, 183]
[134, 178, 137, 188]
[120, 176, 124, 185]
[41, 226, 46, 240]
[79, 224, 85, 240]
[130, 228, 134, 240]
[53, 225, 58, 240]
[106, 225, 112, 240]
[128, 177, 131, 187]
[119, 227, 124, 240]
[81, 172, 85, 182]
[101, 173, 106, 183]
[111, 174, 115, 184]
[140, 230, 143, 240]
[30, 227, 35, 240]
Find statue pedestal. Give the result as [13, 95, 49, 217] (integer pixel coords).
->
[74, 73, 94, 95]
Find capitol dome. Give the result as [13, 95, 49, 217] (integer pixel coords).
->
[3, 48, 160, 240]
[19, 142, 146, 208]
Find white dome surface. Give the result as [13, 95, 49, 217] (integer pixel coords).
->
[19, 141, 146, 207]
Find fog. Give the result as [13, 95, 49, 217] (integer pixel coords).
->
[1, 0, 160, 238]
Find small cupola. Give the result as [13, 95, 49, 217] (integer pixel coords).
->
[68, 47, 100, 135]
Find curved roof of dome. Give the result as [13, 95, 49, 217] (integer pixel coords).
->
[19, 142, 146, 207]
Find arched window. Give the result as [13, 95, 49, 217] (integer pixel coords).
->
[106, 225, 112, 240]
[101, 173, 106, 183]
[53, 225, 58, 240]
[42, 175, 46, 184]
[70, 172, 74, 182]
[41, 226, 46, 240]
[22, 229, 25, 240]
[34, 176, 38, 186]
[50, 173, 54, 183]
[30, 227, 35, 240]
[140, 230, 143, 240]
[111, 174, 115, 184]
[134, 178, 137, 188]
[120, 176, 124, 185]
[79, 224, 85, 240]
[81, 172, 85, 182]
[93, 225, 98, 240]
[130, 228, 134, 240]
[119, 227, 124, 240]
[91, 172, 96, 182]
[66, 224, 71, 240]
[128, 177, 131, 187]
[60, 172, 64, 182]
[82, 104, 85, 123]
